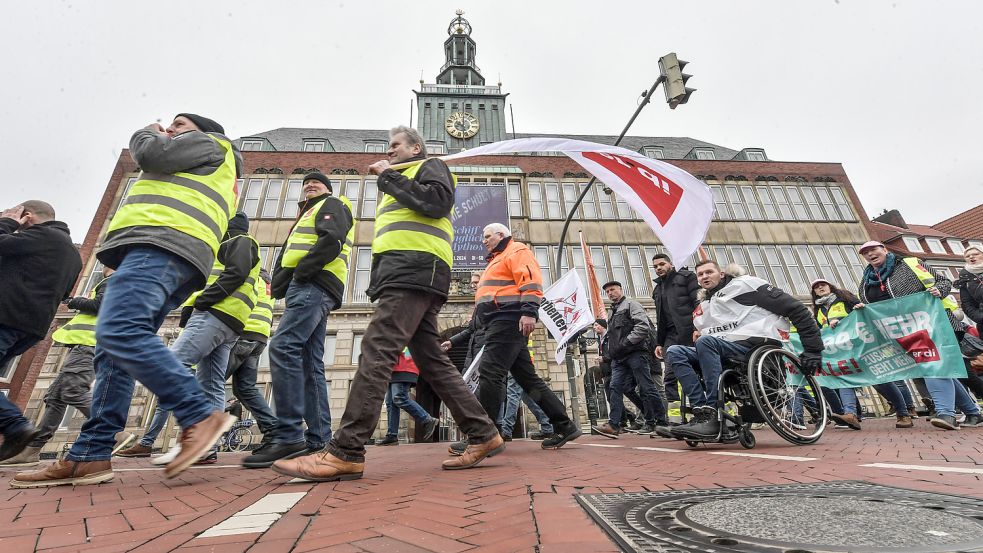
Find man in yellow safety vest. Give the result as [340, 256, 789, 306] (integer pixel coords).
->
[12, 114, 242, 488]
[272, 126, 502, 481]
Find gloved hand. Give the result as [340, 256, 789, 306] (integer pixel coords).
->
[799, 352, 823, 376]
[66, 297, 84, 310]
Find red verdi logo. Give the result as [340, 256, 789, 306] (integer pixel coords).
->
[895, 329, 941, 364]
[582, 152, 684, 226]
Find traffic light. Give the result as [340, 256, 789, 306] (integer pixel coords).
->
[658, 53, 696, 109]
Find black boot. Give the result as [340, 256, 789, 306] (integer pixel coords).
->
[671, 407, 720, 440]
[242, 441, 308, 468]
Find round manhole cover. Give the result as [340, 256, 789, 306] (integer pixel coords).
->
[677, 497, 981, 552]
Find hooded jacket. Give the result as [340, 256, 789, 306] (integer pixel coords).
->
[98, 128, 244, 285]
[652, 267, 699, 347]
[694, 264, 823, 355]
[271, 192, 353, 307]
[366, 157, 456, 300]
[0, 218, 82, 338]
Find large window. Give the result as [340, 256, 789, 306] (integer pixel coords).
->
[925, 238, 946, 254]
[282, 179, 303, 219]
[589, 246, 610, 289]
[324, 335, 338, 365]
[815, 187, 838, 220]
[825, 246, 856, 288]
[580, 183, 598, 219]
[625, 246, 650, 298]
[840, 246, 866, 282]
[745, 246, 769, 280]
[344, 179, 361, 213]
[762, 246, 791, 292]
[364, 142, 387, 153]
[241, 140, 263, 151]
[241, 179, 264, 217]
[829, 186, 855, 220]
[800, 187, 825, 220]
[902, 236, 924, 252]
[786, 187, 809, 220]
[527, 182, 544, 219]
[724, 185, 747, 219]
[351, 334, 363, 364]
[709, 185, 730, 220]
[780, 246, 809, 294]
[614, 195, 633, 219]
[795, 245, 819, 283]
[769, 186, 794, 221]
[947, 239, 965, 255]
[561, 182, 580, 219]
[757, 186, 779, 220]
[261, 179, 284, 218]
[350, 248, 372, 303]
[303, 141, 325, 152]
[360, 178, 378, 218]
[533, 246, 554, 289]
[740, 185, 762, 220]
[596, 186, 616, 218]
[507, 181, 523, 216]
[544, 181, 563, 219]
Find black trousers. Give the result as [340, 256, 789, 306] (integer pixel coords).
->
[327, 289, 498, 462]
[476, 319, 571, 429]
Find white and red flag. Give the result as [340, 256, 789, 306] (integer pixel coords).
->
[438, 137, 714, 262]
[539, 270, 595, 365]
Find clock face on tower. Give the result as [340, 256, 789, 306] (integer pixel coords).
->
[444, 111, 479, 139]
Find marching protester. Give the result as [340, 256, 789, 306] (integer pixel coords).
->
[12, 114, 242, 487]
[663, 261, 824, 440]
[242, 172, 354, 468]
[377, 348, 439, 446]
[0, 201, 82, 463]
[594, 319, 645, 429]
[855, 241, 982, 430]
[455, 222, 581, 452]
[651, 253, 699, 406]
[116, 211, 260, 465]
[958, 246, 983, 339]
[500, 371, 555, 441]
[270, 126, 503, 481]
[1, 267, 118, 467]
[593, 280, 667, 437]
[442, 271, 485, 371]
[225, 268, 278, 449]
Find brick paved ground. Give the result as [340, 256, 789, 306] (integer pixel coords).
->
[0, 418, 980, 552]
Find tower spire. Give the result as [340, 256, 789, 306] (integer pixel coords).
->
[436, 10, 484, 86]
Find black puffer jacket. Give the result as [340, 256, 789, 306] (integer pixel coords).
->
[957, 268, 983, 335]
[652, 268, 699, 347]
[366, 157, 456, 300]
[0, 218, 82, 338]
[449, 315, 486, 369]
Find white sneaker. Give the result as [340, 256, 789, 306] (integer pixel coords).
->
[151, 444, 182, 466]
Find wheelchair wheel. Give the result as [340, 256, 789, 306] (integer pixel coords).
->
[229, 427, 255, 452]
[685, 440, 700, 448]
[738, 427, 755, 449]
[747, 346, 827, 445]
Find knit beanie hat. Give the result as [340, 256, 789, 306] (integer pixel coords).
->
[176, 113, 225, 135]
[303, 172, 333, 193]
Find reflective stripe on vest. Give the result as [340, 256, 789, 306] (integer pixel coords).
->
[475, 239, 544, 309]
[373, 162, 455, 268]
[108, 133, 237, 259]
[52, 279, 107, 347]
[903, 257, 959, 311]
[243, 278, 274, 337]
[280, 196, 354, 285]
[815, 301, 850, 329]
[182, 235, 262, 325]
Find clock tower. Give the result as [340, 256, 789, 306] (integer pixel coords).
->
[415, 10, 508, 152]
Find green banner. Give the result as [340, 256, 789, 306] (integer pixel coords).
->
[787, 292, 966, 389]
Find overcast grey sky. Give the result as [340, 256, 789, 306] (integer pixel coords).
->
[1, 1, 981, 241]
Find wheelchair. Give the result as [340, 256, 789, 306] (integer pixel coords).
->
[670, 343, 828, 449]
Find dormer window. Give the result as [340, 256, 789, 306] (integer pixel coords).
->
[303, 141, 325, 152]
[426, 141, 447, 155]
[241, 139, 264, 151]
[364, 141, 388, 153]
[695, 148, 715, 160]
[925, 238, 946, 254]
[947, 239, 965, 254]
[902, 236, 924, 252]
[642, 146, 664, 159]
[746, 151, 766, 161]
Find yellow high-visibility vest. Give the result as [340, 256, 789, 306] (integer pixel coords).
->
[243, 277, 274, 337]
[815, 301, 850, 329]
[108, 133, 237, 259]
[372, 162, 455, 268]
[51, 279, 108, 347]
[903, 257, 959, 311]
[281, 196, 354, 287]
[182, 235, 261, 325]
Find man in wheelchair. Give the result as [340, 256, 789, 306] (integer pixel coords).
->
[663, 260, 824, 440]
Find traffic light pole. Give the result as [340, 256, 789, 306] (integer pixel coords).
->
[555, 75, 665, 427]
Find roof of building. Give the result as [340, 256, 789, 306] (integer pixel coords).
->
[933, 203, 983, 239]
[236, 128, 745, 160]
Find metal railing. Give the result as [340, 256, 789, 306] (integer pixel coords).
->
[419, 84, 500, 95]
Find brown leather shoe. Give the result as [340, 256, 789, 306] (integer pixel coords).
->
[164, 411, 235, 479]
[114, 443, 152, 457]
[441, 435, 505, 470]
[896, 415, 914, 428]
[830, 413, 862, 430]
[10, 459, 113, 489]
[591, 422, 620, 439]
[271, 451, 364, 482]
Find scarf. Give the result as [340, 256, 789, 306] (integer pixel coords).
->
[966, 262, 983, 275]
[862, 252, 896, 290]
[816, 293, 837, 308]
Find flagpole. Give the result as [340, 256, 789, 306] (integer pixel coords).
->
[554, 75, 665, 273]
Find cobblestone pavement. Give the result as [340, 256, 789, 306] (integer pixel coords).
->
[0, 417, 980, 552]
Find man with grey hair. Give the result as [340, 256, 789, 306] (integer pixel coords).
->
[271, 125, 502, 482]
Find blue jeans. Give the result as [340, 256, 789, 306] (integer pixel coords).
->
[500, 375, 554, 437]
[227, 339, 278, 436]
[924, 377, 981, 418]
[609, 350, 667, 427]
[139, 404, 170, 447]
[68, 247, 214, 462]
[838, 387, 860, 416]
[0, 325, 38, 436]
[384, 382, 432, 438]
[896, 381, 915, 409]
[174, 310, 237, 412]
[269, 281, 335, 448]
[665, 335, 753, 410]
[873, 381, 909, 416]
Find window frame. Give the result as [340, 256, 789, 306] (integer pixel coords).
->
[902, 236, 924, 253]
[260, 178, 284, 218]
[924, 237, 946, 254]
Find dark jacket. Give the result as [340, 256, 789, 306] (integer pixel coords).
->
[859, 257, 962, 332]
[98, 128, 244, 286]
[450, 315, 486, 369]
[0, 219, 82, 338]
[66, 276, 110, 315]
[652, 267, 699, 347]
[194, 230, 259, 335]
[272, 193, 354, 307]
[598, 333, 612, 378]
[607, 296, 651, 360]
[366, 157, 456, 300]
[957, 268, 983, 335]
